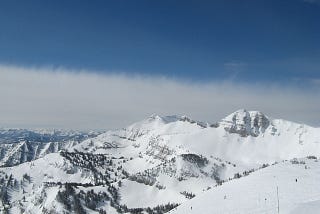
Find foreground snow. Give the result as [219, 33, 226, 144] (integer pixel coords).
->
[170, 158, 320, 214]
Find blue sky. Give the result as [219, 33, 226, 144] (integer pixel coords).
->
[0, 0, 319, 84]
[1, 1, 320, 129]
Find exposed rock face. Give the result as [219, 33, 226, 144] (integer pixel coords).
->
[220, 109, 270, 137]
[0, 141, 79, 167]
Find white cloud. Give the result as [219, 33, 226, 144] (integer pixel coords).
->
[0, 65, 319, 130]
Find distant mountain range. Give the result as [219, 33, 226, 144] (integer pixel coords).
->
[0, 109, 319, 213]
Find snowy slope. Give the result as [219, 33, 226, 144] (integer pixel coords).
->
[170, 157, 320, 214]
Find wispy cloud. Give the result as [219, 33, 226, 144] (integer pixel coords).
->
[0, 65, 319, 130]
[310, 78, 320, 85]
[224, 61, 247, 80]
[303, 0, 320, 4]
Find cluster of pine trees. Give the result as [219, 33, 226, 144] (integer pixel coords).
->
[55, 182, 179, 214]
[180, 191, 195, 199]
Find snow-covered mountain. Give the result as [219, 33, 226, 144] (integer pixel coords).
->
[0, 129, 100, 167]
[0, 109, 319, 213]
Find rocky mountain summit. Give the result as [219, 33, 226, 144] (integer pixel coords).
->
[220, 109, 271, 137]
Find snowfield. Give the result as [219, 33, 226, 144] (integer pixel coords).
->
[0, 109, 319, 213]
[170, 158, 320, 214]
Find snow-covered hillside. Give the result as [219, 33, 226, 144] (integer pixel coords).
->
[0, 109, 319, 213]
[170, 157, 320, 214]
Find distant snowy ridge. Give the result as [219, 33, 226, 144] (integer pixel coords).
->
[0, 129, 100, 166]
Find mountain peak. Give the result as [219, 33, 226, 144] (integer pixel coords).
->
[130, 114, 209, 130]
[147, 114, 182, 123]
[148, 114, 163, 121]
[220, 109, 270, 137]
[127, 114, 182, 131]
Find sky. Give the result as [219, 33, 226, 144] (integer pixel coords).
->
[0, 0, 319, 129]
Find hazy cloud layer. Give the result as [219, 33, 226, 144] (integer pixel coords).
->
[0, 65, 319, 130]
